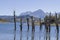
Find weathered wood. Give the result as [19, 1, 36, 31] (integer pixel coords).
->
[31, 16, 35, 31]
[48, 13, 51, 40]
[13, 11, 16, 40]
[55, 13, 59, 40]
[26, 18, 29, 40]
[56, 23, 59, 40]
[31, 16, 35, 40]
[45, 24, 48, 40]
[44, 16, 48, 40]
[20, 17, 22, 40]
[27, 18, 29, 31]
[39, 18, 42, 40]
[48, 23, 50, 40]
[39, 18, 42, 30]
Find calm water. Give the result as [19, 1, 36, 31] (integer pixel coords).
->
[0, 23, 60, 40]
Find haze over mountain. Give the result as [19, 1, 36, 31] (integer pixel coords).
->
[20, 11, 32, 16]
[20, 9, 46, 18]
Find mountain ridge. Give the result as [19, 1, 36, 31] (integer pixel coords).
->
[20, 9, 46, 18]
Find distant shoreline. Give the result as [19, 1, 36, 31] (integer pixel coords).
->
[0, 21, 60, 26]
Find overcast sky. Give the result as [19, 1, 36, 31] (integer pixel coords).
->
[0, 0, 60, 16]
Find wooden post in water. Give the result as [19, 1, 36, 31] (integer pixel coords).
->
[20, 17, 22, 40]
[55, 13, 59, 40]
[39, 18, 42, 30]
[14, 11, 16, 40]
[46, 13, 51, 40]
[39, 18, 42, 40]
[31, 16, 35, 40]
[44, 16, 48, 40]
[48, 13, 51, 40]
[26, 18, 29, 40]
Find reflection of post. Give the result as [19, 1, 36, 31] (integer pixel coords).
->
[20, 17, 22, 40]
[14, 11, 16, 40]
[55, 13, 59, 40]
[26, 18, 29, 40]
[39, 18, 42, 40]
[45, 24, 48, 40]
[31, 16, 35, 40]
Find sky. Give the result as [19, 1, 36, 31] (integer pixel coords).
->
[0, 0, 60, 16]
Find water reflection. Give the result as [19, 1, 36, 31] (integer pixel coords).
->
[0, 23, 60, 40]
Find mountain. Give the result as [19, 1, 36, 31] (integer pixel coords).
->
[30, 9, 45, 18]
[20, 9, 46, 19]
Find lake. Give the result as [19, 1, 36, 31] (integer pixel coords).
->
[0, 23, 60, 40]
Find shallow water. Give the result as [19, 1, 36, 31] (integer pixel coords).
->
[0, 23, 60, 40]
